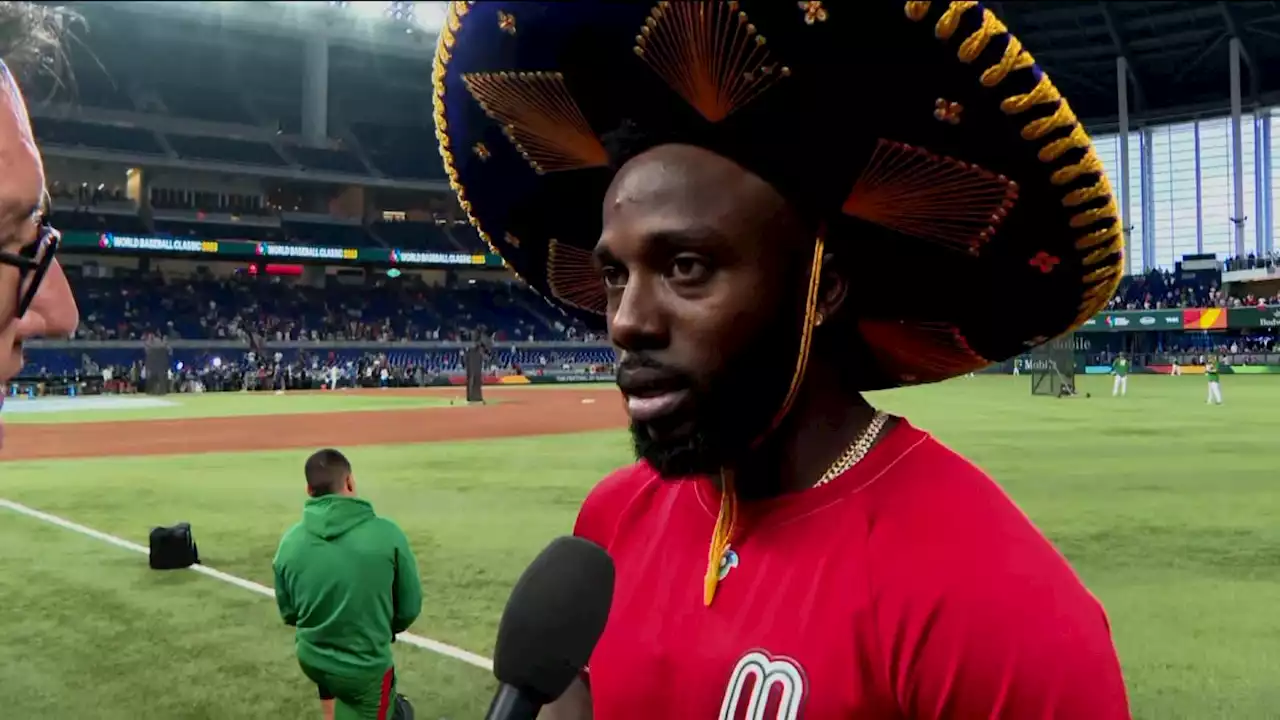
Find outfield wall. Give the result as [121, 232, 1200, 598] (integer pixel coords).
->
[18, 341, 1280, 381]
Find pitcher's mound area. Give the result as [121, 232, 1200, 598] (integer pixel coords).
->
[2, 388, 627, 461]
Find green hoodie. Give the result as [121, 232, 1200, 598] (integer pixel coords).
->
[272, 495, 422, 677]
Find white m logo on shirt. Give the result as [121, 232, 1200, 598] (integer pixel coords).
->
[718, 650, 806, 720]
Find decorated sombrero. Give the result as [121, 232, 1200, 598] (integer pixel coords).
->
[432, 0, 1124, 389]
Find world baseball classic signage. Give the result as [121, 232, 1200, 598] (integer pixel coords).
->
[1079, 309, 1183, 332]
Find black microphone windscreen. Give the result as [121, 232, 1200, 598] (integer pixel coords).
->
[492, 535, 615, 704]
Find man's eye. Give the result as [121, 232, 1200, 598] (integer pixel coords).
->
[669, 256, 710, 284]
[601, 266, 627, 288]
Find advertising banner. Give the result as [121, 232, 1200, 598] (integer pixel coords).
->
[1075, 307, 1277, 331]
[1227, 365, 1280, 374]
[1181, 307, 1227, 330]
[1078, 309, 1183, 332]
[525, 373, 612, 384]
[1227, 306, 1280, 329]
[63, 231, 504, 269]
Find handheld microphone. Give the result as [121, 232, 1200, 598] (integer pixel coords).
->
[483, 535, 615, 720]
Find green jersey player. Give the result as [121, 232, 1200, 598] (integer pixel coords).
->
[1111, 353, 1129, 397]
[1206, 356, 1223, 405]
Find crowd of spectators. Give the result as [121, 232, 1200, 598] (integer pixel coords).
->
[1223, 251, 1280, 273]
[1107, 268, 1280, 310]
[66, 271, 596, 343]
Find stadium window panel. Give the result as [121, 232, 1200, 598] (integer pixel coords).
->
[1233, 115, 1258, 254]
[1191, 115, 1261, 258]
[1150, 125, 1174, 269]
[1151, 122, 1199, 269]
[1126, 131, 1142, 274]
[1199, 118, 1233, 260]
[1271, 111, 1280, 249]
[1093, 133, 1139, 276]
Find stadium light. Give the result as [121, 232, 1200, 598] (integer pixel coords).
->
[386, 0, 414, 23]
[411, 1, 447, 33]
[291, 1, 447, 35]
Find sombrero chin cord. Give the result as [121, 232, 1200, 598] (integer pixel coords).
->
[704, 235, 826, 607]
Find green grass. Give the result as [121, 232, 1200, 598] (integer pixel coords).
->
[1, 391, 459, 424]
[0, 374, 1277, 718]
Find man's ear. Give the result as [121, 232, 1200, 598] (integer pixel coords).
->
[815, 252, 848, 325]
[305, 484, 316, 497]
[345, 474, 356, 494]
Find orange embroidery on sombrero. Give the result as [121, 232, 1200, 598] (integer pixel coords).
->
[462, 71, 609, 175]
[634, 1, 788, 123]
[842, 139, 1019, 256]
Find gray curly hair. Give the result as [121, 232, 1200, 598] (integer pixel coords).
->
[0, 2, 73, 78]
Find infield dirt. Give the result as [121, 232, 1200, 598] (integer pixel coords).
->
[0, 388, 628, 461]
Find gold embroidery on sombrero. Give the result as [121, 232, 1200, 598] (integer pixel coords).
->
[841, 139, 1019, 256]
[904, 1, 1123, 328]
[497, 9, 516, 35]
[905, 1, 931, 21]
[503, 232, 521, 249]
[462, 71, 610, 174]
[634, 1, 788, 123]
[857, 320, 991, 383]
[434, 2, 522, 279]
[933, 98, 963, 124]
[472, 142, 490, 160]
[547, 240, 608, 315]
[799, 1, 828, 24]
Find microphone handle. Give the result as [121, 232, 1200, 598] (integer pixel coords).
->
[484, 683, 543, 720]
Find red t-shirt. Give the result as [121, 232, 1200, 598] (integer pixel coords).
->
[574, 419, 1130, 719]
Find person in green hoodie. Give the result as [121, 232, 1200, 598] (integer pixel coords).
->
[273, 448, 423, 720]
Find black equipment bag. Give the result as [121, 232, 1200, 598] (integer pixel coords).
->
[149, 522, 200, 570]
[393, 693, 414, 720]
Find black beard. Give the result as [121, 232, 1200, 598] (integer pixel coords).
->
[630, 416, 722, 478]
[629, 344, 797, 480]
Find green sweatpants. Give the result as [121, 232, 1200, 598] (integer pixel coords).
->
[301, 662, 398, 720]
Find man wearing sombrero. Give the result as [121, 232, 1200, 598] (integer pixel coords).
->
[435, 2, 1130, 717]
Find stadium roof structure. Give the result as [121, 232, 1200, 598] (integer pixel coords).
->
[87, 1, 449, 63]
[995, 1, 1280, 131]
[83, 1, 1280, 132]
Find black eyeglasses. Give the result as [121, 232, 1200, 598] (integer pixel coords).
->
[0, 223, 60, 318]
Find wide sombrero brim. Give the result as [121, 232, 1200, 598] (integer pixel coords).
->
[433, 1, 1124, 390]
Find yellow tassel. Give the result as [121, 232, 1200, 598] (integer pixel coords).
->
[704, 470, 737, 606]
[754, 235, 826, 444]
[703, 236, 825, 608]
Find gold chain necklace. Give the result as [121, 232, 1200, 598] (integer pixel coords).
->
[814, 411, 891, 487]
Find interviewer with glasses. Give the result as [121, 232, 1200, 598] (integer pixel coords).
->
[1, 3, 83, 449]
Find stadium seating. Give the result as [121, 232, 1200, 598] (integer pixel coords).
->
[166, 134, 288, 167]
[350, 123, 447, 181]
[289, 145, 369, 175]
[156, 84, 254, 125]
[287, 221, 383, 249]
[1110, 269, 1280, 310]
[154, 220, 282, 243]
[370, 221, 460, 253]
[32, 118, 166, 156]
[63, 274, 563, 344]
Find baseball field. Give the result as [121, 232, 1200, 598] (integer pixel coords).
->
[0, 375, 1277, 719]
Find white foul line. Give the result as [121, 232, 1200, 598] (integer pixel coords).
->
[0, 497, 494, 672]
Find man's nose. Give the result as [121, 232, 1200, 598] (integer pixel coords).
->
[608, 277, 668, 352]
[14, 259, 78, 339]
